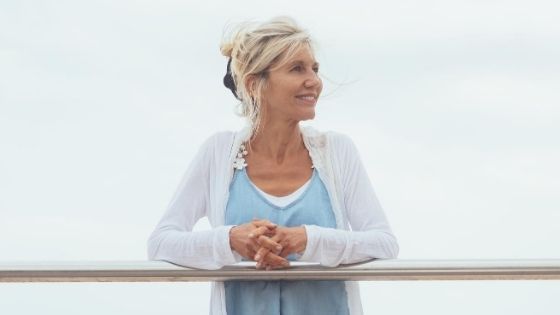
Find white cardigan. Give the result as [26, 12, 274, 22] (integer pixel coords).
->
[147, 126, 399, 315]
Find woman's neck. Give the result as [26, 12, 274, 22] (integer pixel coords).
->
[249, 120, 305, 165]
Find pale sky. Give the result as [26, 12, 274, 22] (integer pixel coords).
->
[1, 1, 559, 314]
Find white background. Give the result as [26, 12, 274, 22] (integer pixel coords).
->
[1, 0, 559, 314]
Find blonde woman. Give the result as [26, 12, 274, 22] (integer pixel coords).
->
[148, 16, 398, 315]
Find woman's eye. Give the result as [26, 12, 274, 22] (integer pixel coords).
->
[291, 66, 302, 72]
[313, 67, 319, 73]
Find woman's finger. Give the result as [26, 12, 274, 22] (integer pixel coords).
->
[248, 225, 273, 239]
[279, 245, 292, 258]
[255, 245, 278, 264]
[257, 255, 285, 270]
[248, 238, 260, 253]
[252, 219, 277, 229]
[257, 235, 282, 252]
[261, 252, 289, 268]
[254, 247, 269, 262]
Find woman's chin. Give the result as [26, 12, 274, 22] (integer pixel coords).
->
[298, 111, 316, 121]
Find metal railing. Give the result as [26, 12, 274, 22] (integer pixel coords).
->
[2, 259, 560, 282]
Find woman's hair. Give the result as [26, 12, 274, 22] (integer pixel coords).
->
[220, 16, 313, 136]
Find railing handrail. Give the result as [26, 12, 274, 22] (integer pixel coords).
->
[2, 259, 560, 282]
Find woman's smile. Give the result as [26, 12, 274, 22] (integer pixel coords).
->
[295, 94, 318, 106]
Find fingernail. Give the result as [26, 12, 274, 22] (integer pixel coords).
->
[254, 254, 260, 260]
[248, 233, 254, 238]
[276, 245, 282, 251]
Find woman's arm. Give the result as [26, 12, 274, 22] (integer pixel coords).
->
[298, 133, 399, 266]
[147, 135, 239, 270]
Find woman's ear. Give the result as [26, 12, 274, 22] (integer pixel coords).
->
[244, 75, 256, 97]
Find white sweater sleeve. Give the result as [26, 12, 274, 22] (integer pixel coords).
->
[147, 135, 240, 270]
[299, 134, 399, 266]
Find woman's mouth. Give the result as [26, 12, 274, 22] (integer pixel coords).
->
[295, 94, 317, 105]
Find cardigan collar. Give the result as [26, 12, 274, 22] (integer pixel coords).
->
[230, 125, 327, 170]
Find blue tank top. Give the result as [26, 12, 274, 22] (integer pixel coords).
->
[224, 168, 350, 315]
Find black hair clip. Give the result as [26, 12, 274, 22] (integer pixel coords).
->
[223, 58, 240, 100]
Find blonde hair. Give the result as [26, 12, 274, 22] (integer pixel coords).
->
[220, 16, 313, 136]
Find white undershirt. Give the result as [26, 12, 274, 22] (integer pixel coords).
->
[249, 177, 312, 207]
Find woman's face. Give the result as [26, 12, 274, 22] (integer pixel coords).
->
[261, 45, 322, 123]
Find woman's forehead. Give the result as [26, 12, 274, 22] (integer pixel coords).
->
[274, 45, 318, 69]
[288, 46, 317, 63]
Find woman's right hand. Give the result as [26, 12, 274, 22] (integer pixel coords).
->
[229, 219, 289, 268]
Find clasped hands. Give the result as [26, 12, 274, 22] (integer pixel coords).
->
[229, 219, 307, 270]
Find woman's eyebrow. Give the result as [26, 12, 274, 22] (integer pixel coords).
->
[288, 60, 320, 67]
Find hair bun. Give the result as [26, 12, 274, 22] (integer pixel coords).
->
[220, 42, 234, 57]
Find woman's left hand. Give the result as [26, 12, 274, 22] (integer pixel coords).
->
[254, 226, 307, 270]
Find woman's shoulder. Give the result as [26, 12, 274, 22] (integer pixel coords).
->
[301, 126, 355, 151]
[195, 131, 237, 157]
[200, 130, 237, 146]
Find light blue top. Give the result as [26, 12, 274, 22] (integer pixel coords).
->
[224, 168, 349, 315]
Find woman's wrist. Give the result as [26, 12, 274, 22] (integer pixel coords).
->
[295, 226, 307, 254]
[229, 225, 238, 250]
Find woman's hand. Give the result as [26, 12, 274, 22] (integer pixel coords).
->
[229, 219, 289, 267]
[255, 226, 307, 270]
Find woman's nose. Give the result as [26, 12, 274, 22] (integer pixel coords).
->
[304, 72, 321, 88]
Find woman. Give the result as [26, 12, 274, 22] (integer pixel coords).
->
[148, 16, 398, 315]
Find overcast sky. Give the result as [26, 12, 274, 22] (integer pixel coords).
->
[1, 0, 559, 314]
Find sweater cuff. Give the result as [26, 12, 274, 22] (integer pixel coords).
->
[298, 224, 320, 262]
[216, 225, 242, 265]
